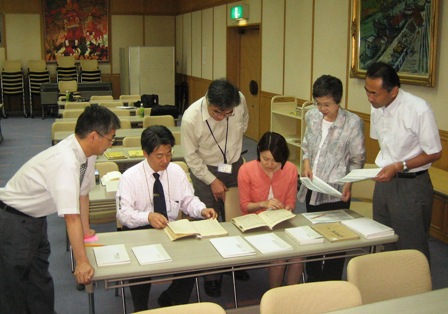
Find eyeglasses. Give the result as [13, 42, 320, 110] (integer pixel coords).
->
[97, 132, 115, 144]
[211, 109, 235, 118]
[314, 101, 336, 109]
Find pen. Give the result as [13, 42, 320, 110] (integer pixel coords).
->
[84, 243, 105, 247]
[311, 213, 326, 219]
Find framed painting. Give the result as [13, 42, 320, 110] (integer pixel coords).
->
[351, 0, 439, 87]
[43, 0, 109, 62]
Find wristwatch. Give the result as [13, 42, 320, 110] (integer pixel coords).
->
[402, 161, 409, 172]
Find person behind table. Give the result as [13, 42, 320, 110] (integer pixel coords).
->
[238, 131, 303, 287]
[116, 125, 217, 311]
[181, 78, 250, 297]
[297, 74, 365, 282]
[0, 104, 121, 313]
[364, 62, 442, 260]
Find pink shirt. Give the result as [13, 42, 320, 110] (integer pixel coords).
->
[238, 160, 298, 214]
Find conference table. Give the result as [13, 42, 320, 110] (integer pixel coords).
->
[328, 287, 448, 313]
[55, 116, 144, 128]
[53, 126, 181, 145]
[84, 212, 398, 314]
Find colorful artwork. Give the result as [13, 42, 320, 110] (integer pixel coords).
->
[44, 0, 109, 62]
[351, 0, 438, 86]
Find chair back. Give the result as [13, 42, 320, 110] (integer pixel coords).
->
[98, 101, 123, 108]
[51, 121, 76, 143]
[95, 161, 119, 178]
[133, 302, 226, 314]
[224, 187, 241, 222]
[3, 60, 22, 72]
[28, 60, 47, 72]
[64, 102, 90, 110]
[350, 163, 377, 219]
[119, 119, 132, 129]
[347, 249, 432, 304]
[62, 109, 84, 119]
[122, 136, 141, 147]
[90, 95, 114, 102]
[110, 109, 131, 117]
[119, 94, 141, 101]
[143, 115, 175, 128]
[57, 55, 76, 67]
[260, 281, 362, 314]
[58, 80, 78, 93]
[172, 130, 181, 145]
[80, 59, 98, 71]
[172, 161, 189, 174]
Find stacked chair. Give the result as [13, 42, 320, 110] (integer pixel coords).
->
[80, 59, 101, 82]
[27, 60, 51, 119]
[56, 55, 78, 82]
[1, 60, 27, 118]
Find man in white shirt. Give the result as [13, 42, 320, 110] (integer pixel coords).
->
[117, 125, 217, 311]
[0, 105, 121, 313]
[365, 62, 442, 260]
[181, 79, 249, 297]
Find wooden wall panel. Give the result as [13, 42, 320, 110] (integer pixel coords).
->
[3, 0, 41, 13]
[144, 0, 176, 15]
[110, 0, 143, 15]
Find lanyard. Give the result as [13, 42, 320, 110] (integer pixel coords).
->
[206, 118, 229, 164]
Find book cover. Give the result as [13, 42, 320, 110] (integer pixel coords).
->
[231, 209, 295, 232]
[302, 209, 354, 224]
[244, 233, 293, 254]
[128, 150, 144, 158]
[285, 226, 324, 245]
[209, 236, 256, 259]
[164, 219, 228, 241]
[131, 244, 172, 265]
[93, 244, 131, 267]
[104, 151, 127, 160]
[341, 217, 394, 239]
[311, 222, 360, 242]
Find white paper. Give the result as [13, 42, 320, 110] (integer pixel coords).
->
[93, 244, 131, 267]
[336, 168, 382, 183]
[285, 226, 324, 245]
[132, 244, 172, 265]
[302, 209, 354, 224]
[341, 217, 394, 239]
[300, 175, 342, 198]
[209, 236, 256, 259]
[244, 233, 293, 254]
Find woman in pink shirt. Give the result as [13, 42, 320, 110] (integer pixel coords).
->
[238, 132, 303, 287]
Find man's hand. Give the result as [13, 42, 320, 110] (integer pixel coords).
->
[84, 228, 96, 238]
[148, 212, 169, 229]
[374, 162, 402, 182]
[210, 178, 228, 201]
[74, 261, 94, 285]
[201, 208, 218, 219]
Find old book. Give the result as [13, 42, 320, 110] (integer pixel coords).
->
[231, 209, 296, 232]
[93, 244, 131, 267]
[341, 217, 394, 239]
[104, 151, 127, 160]
[285, 226, 324, 245]
[164, 219, 228, 241]
[311, 222, 360, 242]
[128, 150, 144, 158]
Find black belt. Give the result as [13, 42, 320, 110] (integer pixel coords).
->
[396, 170, 428, 179]
[0, 200, 38, 219]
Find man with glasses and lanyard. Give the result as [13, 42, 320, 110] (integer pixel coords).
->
[181, 78, 249, 297]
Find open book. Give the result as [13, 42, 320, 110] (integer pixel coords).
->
[300, 176, 342, 198]
[132, 244, 172, 265]
[164, 219, 228, 241]
[312, 222, 360, 242]
[285, 226, 324, 245]
[341, 217, 394, 239]
[231, 209, 295, 232]
[93, 244, 131, 267]
[336, 168, 382, 183]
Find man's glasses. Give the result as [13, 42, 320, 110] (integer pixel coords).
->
[211, 109, 235, 118]
[314, 101, 335, 109]
[97, 132, 115, 143]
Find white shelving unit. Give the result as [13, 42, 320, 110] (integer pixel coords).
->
[270, 95, 313, 172]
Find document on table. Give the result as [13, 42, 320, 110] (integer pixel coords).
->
[336, 168, 382, 183]
[93, 244, 131, 267]
[132, 244, 172, 265]
[300, 175, 342, 198]
[209, 236, 256, 259]
[302, 209, 354, 224]
[341, 217, 394, 239]
[285, 226, 324, 245]
[244, 233, 293, 254]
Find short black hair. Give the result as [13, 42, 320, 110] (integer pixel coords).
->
[366, 62, 401, 92]
[312, 75, 343, 104]
[141, 125, 175, 154]
[206, 79, 241, 110]
[75, 104, 121, 138]
[257, 131, 290, 169]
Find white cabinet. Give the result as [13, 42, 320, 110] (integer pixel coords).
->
[270, 96, 313, 172]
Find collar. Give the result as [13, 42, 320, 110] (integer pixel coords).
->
[382, 89, 403, 115]
[69, 134, 88, 164]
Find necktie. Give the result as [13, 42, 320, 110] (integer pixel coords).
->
[80, 160, 88, 187]
[153, 173, 168, 218]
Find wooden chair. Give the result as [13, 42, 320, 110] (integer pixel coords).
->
[62, 109, 84, 119]
[260, 281, 362, 314]
[133, 302, 226, 314]
[142, 115, 175, 128]
[347, 249, 432, 304]
[51, 121, 76, 145]
[122, 136, 141, 147]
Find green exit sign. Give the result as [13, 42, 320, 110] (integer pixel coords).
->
[230, 5, 248, 20]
